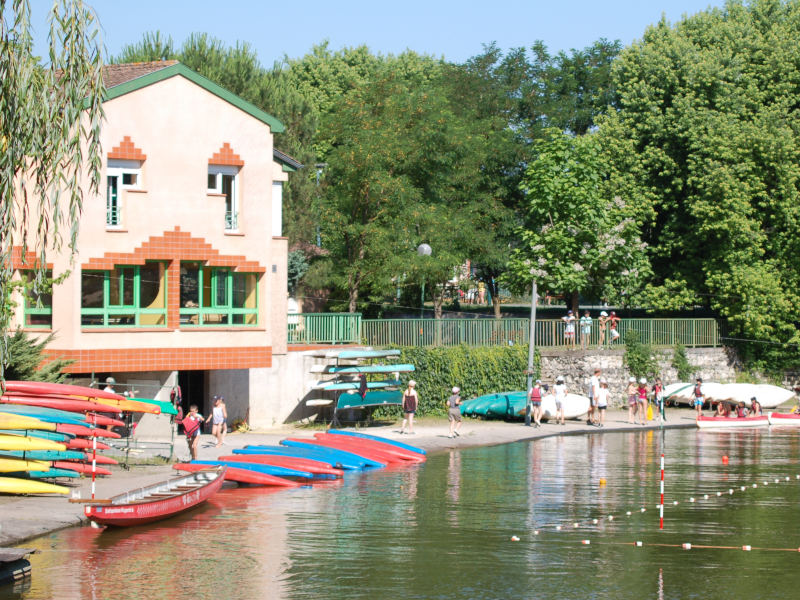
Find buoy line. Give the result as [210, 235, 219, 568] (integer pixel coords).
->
[511, 536, 800, 553]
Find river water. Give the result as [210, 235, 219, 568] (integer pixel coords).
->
[8, 428, 800, 599]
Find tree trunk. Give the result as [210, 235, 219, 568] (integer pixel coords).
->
[347, 246, 366, 313]
[489, 278, 501, 318]
[570, 291, 580, 314]
[433, 288, 444, 320]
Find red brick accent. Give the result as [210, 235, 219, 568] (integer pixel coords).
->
[81, 227, 266, 273]
[43, 346, 271, 373]
[108, 136, 146, 161]
[10, 246, 53, 269]
[209, 143, 244, 167]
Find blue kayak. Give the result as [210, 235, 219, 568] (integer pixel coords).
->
[0, 450, 87, 461]
[190, 459, 313, 479]
[281, 440, 387, 469]
[0, 405, 89, 426]
[326, 429, 426, 455]
[236, 446, 365, 470]
[19, 468, 81, 479]
[0, 429, 75, 442]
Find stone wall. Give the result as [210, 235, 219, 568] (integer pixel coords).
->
[539, 347, 737, 399]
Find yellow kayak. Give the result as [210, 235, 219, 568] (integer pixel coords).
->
[0, 457, 50, 473]
[86, 396, 160, 414]
[0, 434, 66, 452]
[0, 476, 69, 495]
[0, 413, 56, 432]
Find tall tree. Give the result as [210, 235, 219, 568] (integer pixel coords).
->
[0, 0, 104, 373]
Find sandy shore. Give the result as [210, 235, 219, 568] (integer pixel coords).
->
[1, 407, 698, 547]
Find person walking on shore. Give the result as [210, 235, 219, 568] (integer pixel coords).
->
[554, 376, 567, 425]
[652, 377, 665, 423]
[580, 311, 592, 350]
[447, 387, 462, 438]
[400, 380, 419, 434]
[596, 379, 609, 427]
[206, 395, 227, 447]
[693, 377, 705, 417]
[182, 404, 203, 460]
[626, 377, 638, 424]
[529, 379, 543, 427]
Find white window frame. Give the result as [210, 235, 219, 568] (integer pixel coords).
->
[106, 159, 142, 228]
[208, 165, 240, 231]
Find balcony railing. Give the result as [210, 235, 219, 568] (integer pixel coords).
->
[106, 205, 121, 227]
[288, 315, 720, 348]
[225, 210, 238, 230]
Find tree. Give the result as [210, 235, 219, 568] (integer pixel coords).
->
[0, 0, 104, 374]
[600, 0, 800, 368]
[505, 129, 650, 309]
[4, 329, 71, 382]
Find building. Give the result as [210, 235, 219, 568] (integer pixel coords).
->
[10, 61, 300, 432]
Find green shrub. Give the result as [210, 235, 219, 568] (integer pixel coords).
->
[3, 329, 72, 381]
[623, 330, 659, 380]
[671, 342, 693, 381]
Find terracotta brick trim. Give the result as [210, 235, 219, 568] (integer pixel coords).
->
[108, 136, 146, 161]
[10, 246, 53, 270]
[43, 346, 272, 373]
[209, 142, 244, 167]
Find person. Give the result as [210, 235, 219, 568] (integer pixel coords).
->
[587, 368, 601, 426]
[693, 377, 705, 417]
[792, 403, 800, 415]
[579, 311, 592, 350]
[182, 404, 203, 460]
[554, 376, 567, 425]
[626, 377, 638, 424]
[652, 377, 665, 423]
[447, 387, 462, 438]
[597, 311, 610, 348]
[595, 379, 609, 427]
[609, 311, 621, 344]
[400, 380, 418, 434]
[103, 376, 116, 394]
[715, 402, 725, 417]
[749, 397, 762, 416]
[563, 310, 576, 348]
[206, 395, 228, 447]
[477, 281, 485, 305]
[736, 401, 748, 418]
[529, 379, 543, 427]
[637, 378, 648, 425]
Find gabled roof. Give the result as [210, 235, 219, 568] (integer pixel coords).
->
[273, 148, 304, 172]
[101, 61, 285, 133]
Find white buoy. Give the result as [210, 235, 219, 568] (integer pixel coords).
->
[753, 484, 758, 488]
[673, 500, 679, 505]
[774, 479, 780, 484]
[689, 497, 695, 502]
[581, 539, 591, 545]
[592, 519, 598, 525]
[511, 536, 520, 542]
[704, 494, 709, 499]
[573, 523, 580, 528]
[626, 511, 632, 516]
[635, 541, 643, 547]
[742, 545, 751, 551]
[608, 515, 614, 521]
[682, 543, 692, 550]
[740, 486, 746, 491]
[729, 489, 734, 495]
[534, 530, 539, 536]
[556, 525, 562, 531]
[716, 491, 722, 497]
[640, 508, 646, 513]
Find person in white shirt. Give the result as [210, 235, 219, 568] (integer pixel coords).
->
[588, 368, 601, 425]
[595, 379, 609, 427]
[554, 376, 567, 425]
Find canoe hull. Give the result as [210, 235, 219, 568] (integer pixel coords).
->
[220, 454, 343, 477]
[767, 412, 800, 427]
[326, 429, 426, 455]
[173, 463, 299, 487]
[696, 415, 769, 429]
[0, 476, 69, 495]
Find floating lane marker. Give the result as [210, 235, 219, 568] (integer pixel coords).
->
[635, 541, 643, 547]
[581, 539, 591, 545]
[682, 543, 692, 550]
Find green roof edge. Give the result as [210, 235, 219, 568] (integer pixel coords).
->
[102, 63, 285, 133]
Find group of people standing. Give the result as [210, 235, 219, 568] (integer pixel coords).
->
[400, 380, 464, 438]
[562, 310, 621, 349]
[624, 375, 664, 425]
[180, 395, 228, 460]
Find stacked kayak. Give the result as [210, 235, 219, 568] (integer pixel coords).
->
[460, 391, 590, 421]
[0, 380, 154, 494]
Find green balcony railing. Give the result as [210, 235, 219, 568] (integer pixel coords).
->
[288, 314, 720, 348]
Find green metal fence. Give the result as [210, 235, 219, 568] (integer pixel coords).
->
[287, 313, 362, 344]
[287, 314, 719, 348]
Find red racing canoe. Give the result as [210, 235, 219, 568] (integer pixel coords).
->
[173, 462, 299, 487]
[292, 437, 407, 465]
[65, 438, 111, 451]
[52, 461, 112, 476]
[56, 424, 121, 439]
[4, 381, 124, 402]
[84, 466, 226, 526]
[1, 395, 122, 415]
[219, 454, 344, 477]
[315, 433, 425, 463]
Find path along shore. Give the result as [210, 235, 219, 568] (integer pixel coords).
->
[0, 407, 699, 546]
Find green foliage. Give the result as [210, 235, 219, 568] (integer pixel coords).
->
[393, 344, 533, 416]
[623, 330, 660, 380]
[287, 251, 309, 296]
[3, 329, 71, 382]
[671, 342, 694, 381]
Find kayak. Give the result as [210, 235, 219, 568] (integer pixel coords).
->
[25, 468, 81, 479]
[132, 398, 178, 416]
[0, 429, 74, 443]
[56, 423, 120, 439]
[1, 394, 122, 415]
[306, 436, 408, 465]
[239, 445, 366, 470]
[219, 454, 344, 477]
[189, 459, 314, 479]
[0, 450, 89, 461]
[0, 405, 88, 426]
[281, 439, 386, 468]
[0, 434, 66, 452]
[0, 457, 49, 473]
[324, 364, 416, 374]
[0, 413, 56, 432]
[767, 412, 800, 426]
[173, 462, 300, 487]
[314, 433, 425, 463]
[51, 461, 112, 476]
[541, 393, 591, 420]
[326, 429, 427, 455]
[696, 415, 769, 429]
[0, 476, 69, 495]
[64, 438, 111, 451]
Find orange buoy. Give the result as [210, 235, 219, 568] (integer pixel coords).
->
[722, 456, 729, 464]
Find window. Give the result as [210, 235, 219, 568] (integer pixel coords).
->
[81, 262, 167, 327]
[208, 166, 239, 231]
[107, 159, 142, 227]
[22, 270, 53, 328]
[180, 262, 258, 326]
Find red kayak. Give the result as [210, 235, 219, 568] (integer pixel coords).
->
[3, 381, 124, 402]
[218, 454, 344, 477]
[1, 394, 122, 415]
[173, 463, 299, 487]
[65, 438, 111, 451]
[291, 437, 407, 465]
[83, 414, 126, 428]
[72, 453, 118, 465]
[56, 424, 121, 439]
[52, 461, 112, 476]
[315, 433, 425, 463]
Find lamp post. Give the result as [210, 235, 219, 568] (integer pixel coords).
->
[417, 243, 431, 318]
[525, 278, 538, 427]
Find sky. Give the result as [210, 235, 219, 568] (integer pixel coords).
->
[30, 0, 727, 66]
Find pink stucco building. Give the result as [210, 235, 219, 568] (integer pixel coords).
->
[10, 61, 301, 429]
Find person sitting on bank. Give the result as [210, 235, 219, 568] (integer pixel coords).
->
[750, 397, 762, 416]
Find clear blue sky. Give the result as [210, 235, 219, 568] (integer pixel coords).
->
[32, 0, 724, 65]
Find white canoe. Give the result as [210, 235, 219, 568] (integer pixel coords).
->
[767, 412, 800, 427]
[696, 415, 769, 429]
[541, 393, 591, 420]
